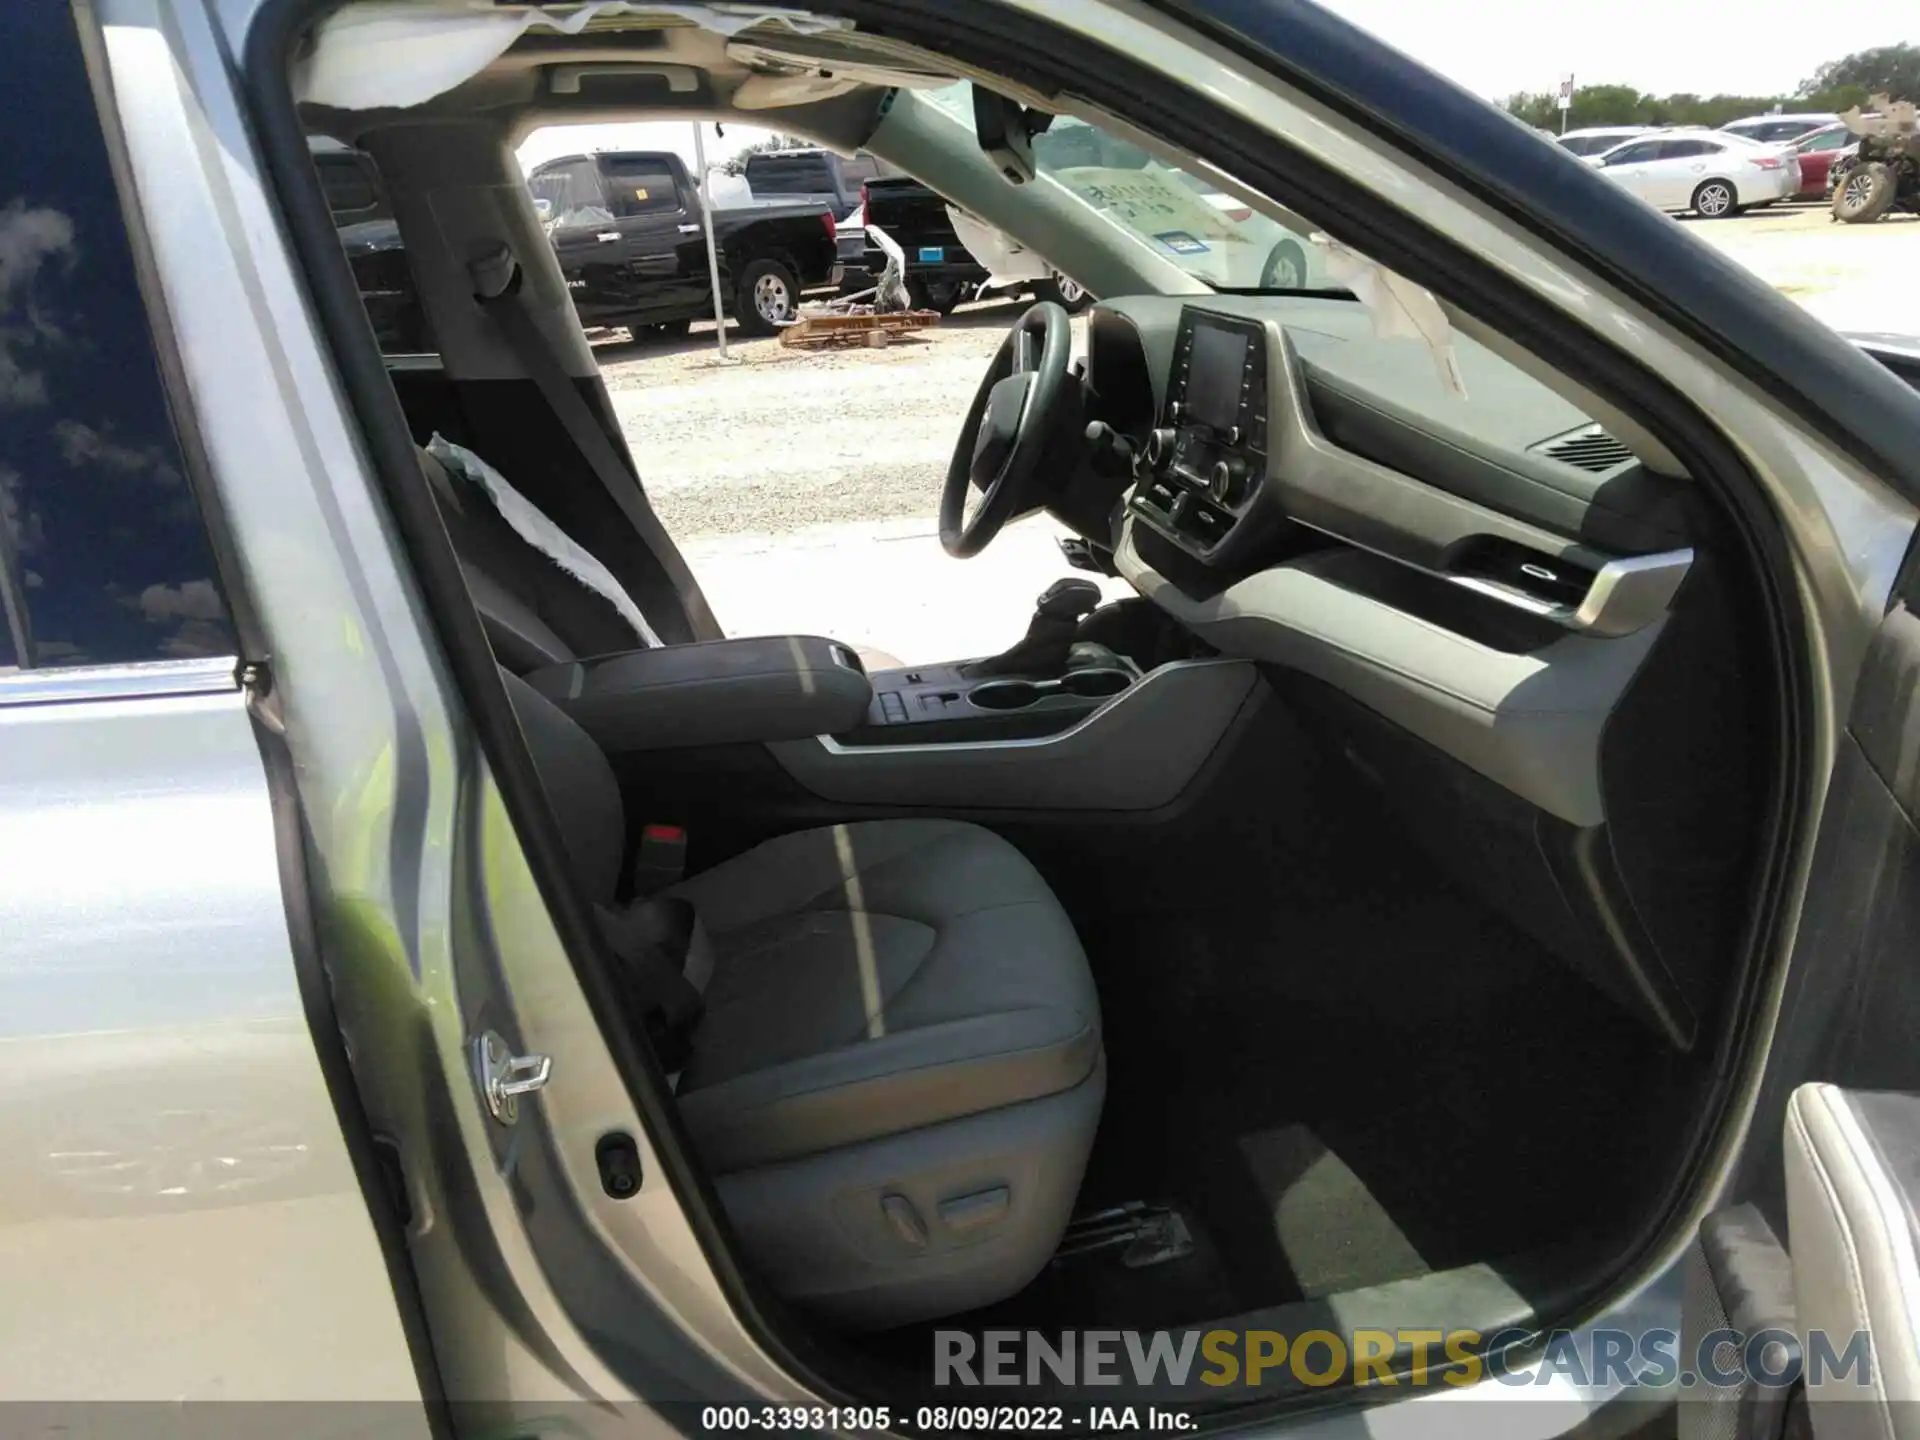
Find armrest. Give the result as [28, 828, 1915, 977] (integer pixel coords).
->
[521, 637, 873, 753]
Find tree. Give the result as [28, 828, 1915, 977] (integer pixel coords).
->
[1503, 50, 1917, 136]
[1799, 44, 1920, 103]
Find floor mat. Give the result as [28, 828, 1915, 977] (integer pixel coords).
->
[871, 800, 1697, 1348]
[1058, 825, 1694, 1327]
[1237, 1124, 1431, 1298]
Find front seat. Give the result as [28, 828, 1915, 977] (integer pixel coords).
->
[503, 670, 1105, 1329]
[420, 442, 904, 673]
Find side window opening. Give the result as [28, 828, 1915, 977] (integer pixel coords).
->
[311, 135, 435, 358]
[600, 156, 682, 216]
[0, 5, 236, 672]
[537, 158, 614, 229]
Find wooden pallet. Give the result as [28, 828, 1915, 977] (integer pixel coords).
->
[778, 309, 941, 350]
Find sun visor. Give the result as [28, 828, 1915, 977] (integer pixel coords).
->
[294, 1, 845, 112]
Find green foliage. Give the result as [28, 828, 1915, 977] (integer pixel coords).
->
[1504, 44, 1917, 132]
[1800, 43, 1920, 100]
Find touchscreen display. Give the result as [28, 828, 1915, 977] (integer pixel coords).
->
[1186, 323, 1248, 432]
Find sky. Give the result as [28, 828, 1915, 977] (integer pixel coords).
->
[1305, 0, 1911, 101]
[513, 5, 1914, 173]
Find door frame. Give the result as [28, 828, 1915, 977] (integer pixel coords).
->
[219, 0, 1919, 1425]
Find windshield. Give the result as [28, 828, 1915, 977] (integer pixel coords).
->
[921, 82, 1330, 293]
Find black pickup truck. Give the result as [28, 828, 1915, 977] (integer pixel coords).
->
[527, 150, 838, 335]
[314, 141, 838, 348]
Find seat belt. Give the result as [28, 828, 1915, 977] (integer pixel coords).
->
[470, 247, 719, 643]
[596, 896, 708, 1073]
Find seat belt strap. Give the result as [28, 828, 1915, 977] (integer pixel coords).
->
[595, 896, 706, 1072]
[471, 255, 720, 643]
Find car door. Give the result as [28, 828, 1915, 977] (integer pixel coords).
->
[1596, 138, 1666, 203]
[0, 1, 427, 1405]
[1680, 377, 1920, 1436]
[1651, 139, 1728, 210]
[534, 157, 641, 322]
[596, 154, 709, 319]
[1795, 127, 1852, 194]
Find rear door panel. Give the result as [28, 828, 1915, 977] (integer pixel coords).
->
[1685, 595, 1920, 1436]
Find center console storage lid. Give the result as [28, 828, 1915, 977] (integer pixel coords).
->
[521, 636, 872, 753]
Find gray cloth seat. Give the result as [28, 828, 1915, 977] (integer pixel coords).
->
[420, 445, 903, 672]
[503, 671, 1104, 1328]
[666, 820, 1102, 1174]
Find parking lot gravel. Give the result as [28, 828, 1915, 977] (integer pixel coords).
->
[603, 299, 1069, 540]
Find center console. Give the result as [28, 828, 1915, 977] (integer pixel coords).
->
[520, 631, 1145, 756]
[1129, 308, 1271, 561]
[844, 658, 1140, 746]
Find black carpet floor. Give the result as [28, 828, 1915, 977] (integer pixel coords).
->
[882, 803, 1700, 1343]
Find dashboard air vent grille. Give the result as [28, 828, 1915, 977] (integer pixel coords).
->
[1538, 425, 1635, 473]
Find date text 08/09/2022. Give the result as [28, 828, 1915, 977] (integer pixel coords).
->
[699, 1406, 1195, 1433]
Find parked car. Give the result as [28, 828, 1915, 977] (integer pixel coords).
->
[1721, 112, 1838, 144]
[527, 149, 838, 334]
[741, 146, 888, 218]
[1591, 132, 1799, 216]
[739, 150, 900, 295]
[858, 173, 989, 309]
[26, 0, 1920, 1431]
[1557, 125, 1657, 157]
[1789, 121, 1857, 198]
[859, 174, 1091, 310]
[310, 138, 433, 354]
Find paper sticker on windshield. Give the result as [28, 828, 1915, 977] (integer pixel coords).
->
[634, 188, 650, 200]
[1154, 231, 1210, 255]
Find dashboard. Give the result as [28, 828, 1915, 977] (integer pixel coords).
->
[1072, 295, 1737, 1051]
[1129, 309, 1271, 557]
[1093, 295, 1698, 592]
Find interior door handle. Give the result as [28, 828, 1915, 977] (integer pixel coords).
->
[596, 231, 620, 243]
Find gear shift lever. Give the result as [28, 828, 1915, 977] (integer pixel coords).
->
[961, 579, 1104, 679]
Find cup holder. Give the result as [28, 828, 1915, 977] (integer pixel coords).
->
[968, 680, 1044, 711]
[1061, 667, 1132, 698]
[967, 667, 1135, 712]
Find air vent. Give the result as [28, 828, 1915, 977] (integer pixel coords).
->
[1537, 425, 1635, 473]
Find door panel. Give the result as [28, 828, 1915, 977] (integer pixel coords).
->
[0, 684, 424, 1405]
[1643, 162, 1689, 213]
[541, 158, 642, 321]
[1687, 599, 1920, 1437]
[601, 155, 709, 317]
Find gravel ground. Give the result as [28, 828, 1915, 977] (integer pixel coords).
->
[1681, 203, 1920, 334]
[603, 297, 1080, 539]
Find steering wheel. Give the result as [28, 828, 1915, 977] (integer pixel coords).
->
[940, 301, 1073, 557]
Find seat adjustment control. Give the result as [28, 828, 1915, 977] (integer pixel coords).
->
[939, 1186, 1011, 1233]
[881, 1193, 929, 1249]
